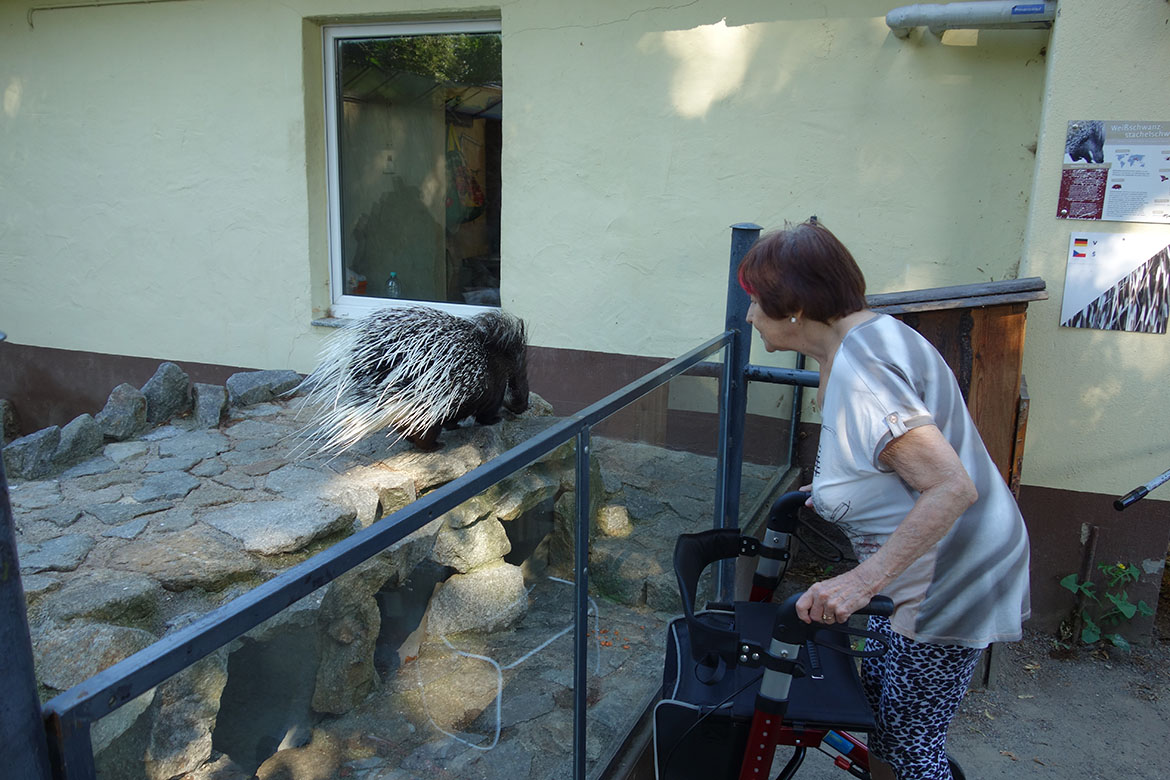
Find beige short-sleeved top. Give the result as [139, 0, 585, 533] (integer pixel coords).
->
[811, 314, 1031, 648]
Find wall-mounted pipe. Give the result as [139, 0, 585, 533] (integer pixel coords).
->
[27, 0, 202, 29]
[886, 1, 1056, 39]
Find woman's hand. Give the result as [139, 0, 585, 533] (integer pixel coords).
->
[798, 483, 813, 508]
[796, 568, 880, 624]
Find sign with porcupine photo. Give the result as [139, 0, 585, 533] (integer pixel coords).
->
[1057, 120, 1170, 224]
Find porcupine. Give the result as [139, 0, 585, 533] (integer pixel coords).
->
[1066, 120, 1105, 164]
[297, 306, 529, 454]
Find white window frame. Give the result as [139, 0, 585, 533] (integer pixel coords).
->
[323, 19, 502, 320]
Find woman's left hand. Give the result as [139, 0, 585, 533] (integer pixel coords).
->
[795, 568, 880, 624]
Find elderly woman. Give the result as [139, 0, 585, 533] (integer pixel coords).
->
[738, 220, 1031, 780]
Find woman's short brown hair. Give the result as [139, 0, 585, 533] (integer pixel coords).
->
[737, 220, 867, 323]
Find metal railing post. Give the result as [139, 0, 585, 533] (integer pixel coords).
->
[714, 222, 760, 601]
[45, 712, 96, 780]
[572, 427, 592, 780]
[0, 456, 54, 780]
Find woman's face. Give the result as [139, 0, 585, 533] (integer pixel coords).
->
[746, 296, 800, 352]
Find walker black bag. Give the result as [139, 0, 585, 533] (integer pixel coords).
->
[653, 600, 879, 780]
[653, 603, 768, 780]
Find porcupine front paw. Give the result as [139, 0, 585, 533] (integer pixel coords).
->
[405, 426, 443, 452]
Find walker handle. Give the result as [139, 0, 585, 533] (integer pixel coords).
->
[1114, 466, 1170, 511]
[1114, 486, 1148, 511]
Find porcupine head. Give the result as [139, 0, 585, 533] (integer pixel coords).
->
[471, 309, 530, 417]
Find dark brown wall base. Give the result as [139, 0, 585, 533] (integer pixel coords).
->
[1017, 484, 1169, 640]
[0, 343, 256, 436]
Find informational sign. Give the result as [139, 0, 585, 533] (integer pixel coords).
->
[1060, 231, 1170, 333]
[1056, 120, 1170, 224]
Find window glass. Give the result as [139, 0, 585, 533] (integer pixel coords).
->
[325, 22, 502, 316]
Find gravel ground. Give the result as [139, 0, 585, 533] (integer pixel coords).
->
[946, 626, 1170, 780]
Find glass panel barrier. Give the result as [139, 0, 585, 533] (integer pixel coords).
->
[63, 336, 740, 780]
[580, 360, 783, 778]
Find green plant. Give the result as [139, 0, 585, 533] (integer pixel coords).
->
[1059, 562, 1155, 650]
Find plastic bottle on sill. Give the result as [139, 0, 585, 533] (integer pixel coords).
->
[386, 272, 401, 299]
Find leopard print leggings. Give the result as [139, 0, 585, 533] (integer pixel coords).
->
[861, 615, 983, 780]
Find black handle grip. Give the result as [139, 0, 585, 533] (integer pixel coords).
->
[1114, 487, 1147, 511]
[772, 591, 894, 644]
[765, 491, 808, 534]
[855, 594, 894, 617]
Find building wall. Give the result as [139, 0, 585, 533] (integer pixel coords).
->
[503, 3, 1048, 360]
[1018, 0, 1170, 498]
[1010, 0, 1170, 635]
[2, 1, 1043, 355]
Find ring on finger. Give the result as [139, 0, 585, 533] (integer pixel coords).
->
[822, 613, 832, 622]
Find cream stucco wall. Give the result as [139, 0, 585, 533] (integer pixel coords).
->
[2, 0, 322, 369]
[1018, 0, 1170, 497]
[503, 3, 1048, 361]
[6, 0, 1158, 499]
[1, 1, 1044, 362]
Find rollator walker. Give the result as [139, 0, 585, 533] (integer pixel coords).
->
[653, 491, 966, 780]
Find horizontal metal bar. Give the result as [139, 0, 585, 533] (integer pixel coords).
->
[691, 360, 819, 388]
[745, 364, 819, 388]
[43, 331, 732, 725]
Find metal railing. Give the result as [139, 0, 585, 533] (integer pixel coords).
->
[1, 223, 816, 779]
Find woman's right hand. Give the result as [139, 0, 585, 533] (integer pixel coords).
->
[798, 483, 813, 508]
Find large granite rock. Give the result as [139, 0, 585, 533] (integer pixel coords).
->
[191, 383, 228, 429]
[144, 651, 229, 780]
[3, 425, 61, 479]
[142, 362, 193, 425]
[19, 533, 94, 574]
[34, 622, 158, 754]
[225, 370, 302, 407]
[103, 525, 260, 591]
[201, 499, 355, 556]
[42, 569, 161, 626]
[432, 516, 512, 573]
[97, 383, 149, 441]
[425, 561, 528, 636]
[311, 557, 395, 715]
[53, 414, 104, 468]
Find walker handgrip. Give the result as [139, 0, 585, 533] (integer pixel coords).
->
[772, 592, 894, 645]
[1114, 486, 1147, 511]
[765, 491, 808, 534]
[855, 594, 894, 618]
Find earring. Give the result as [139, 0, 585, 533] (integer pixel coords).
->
[790, 317, 797, 323]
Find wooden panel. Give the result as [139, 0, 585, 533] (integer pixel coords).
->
[967, 304, 1027, 482]
[894, 304, 1028, 484]
[896, 310, 973, 400]
[873, 290, 1048, 316]
[867, 276, 1047, 309]
[1009, 377, 1031, 499]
